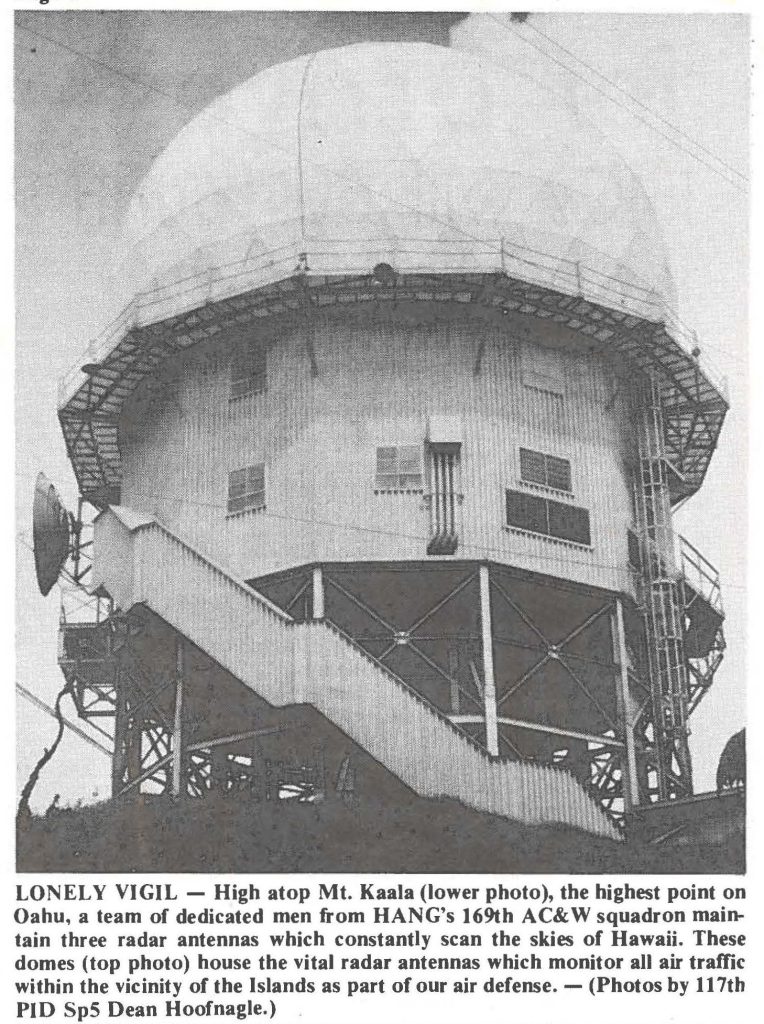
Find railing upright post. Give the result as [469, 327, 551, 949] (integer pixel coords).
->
[479, 565, 499, 756]
[172, 636, 185, 799]
[614, 597, 640, 811]
[312, 565, 325, 620]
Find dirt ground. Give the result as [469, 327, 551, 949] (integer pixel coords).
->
[17, 791, 744, 874]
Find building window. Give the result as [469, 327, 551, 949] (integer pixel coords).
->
[230, 345, 266, 400]
[522, 343, 564, 395]
[375, 446, 423, 491]
[519, 447, 572, 493]
[506, 489, 591, 546]
[228, 464, 265, 514]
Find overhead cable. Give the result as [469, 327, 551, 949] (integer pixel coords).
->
[16, 683, 113, 757]
[487, 14, 746, 194]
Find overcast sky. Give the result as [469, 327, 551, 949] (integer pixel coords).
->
[15, 10, 748, 812]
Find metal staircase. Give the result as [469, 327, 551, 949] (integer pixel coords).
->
[634, 377, 694, 801]
[81, 507, 619, 839]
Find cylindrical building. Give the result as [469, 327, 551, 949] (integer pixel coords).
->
[57, 43, 726, 834]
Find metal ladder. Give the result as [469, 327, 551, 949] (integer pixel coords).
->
[634, 376, 692, 801]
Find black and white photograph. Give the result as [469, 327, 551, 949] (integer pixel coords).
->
[14, 5, 748, 882]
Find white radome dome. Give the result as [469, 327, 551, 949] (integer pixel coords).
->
[122, 42, 674, 314]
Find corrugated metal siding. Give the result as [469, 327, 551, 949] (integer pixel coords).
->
[98, 511, 300, 703]
[119, 308, 636, 593]
[92, 511, 135, 610]
[95, 509, 618, 839]
[303, 620, 617, 837]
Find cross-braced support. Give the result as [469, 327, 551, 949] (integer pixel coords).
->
[486, 564, 637, 821]
[308, 563, 490, 746]
[62, 607, 317, 802]
[57, 539, 723, 825]
[255, 560, 644, 822]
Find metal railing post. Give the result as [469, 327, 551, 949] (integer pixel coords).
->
[479, 565, 499, 756]
[172, 636, 185, 799]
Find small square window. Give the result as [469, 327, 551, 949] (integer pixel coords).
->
[546, 455, 572, 493]
[519, 447, 572, 492]
[519, 448, 547, 487]
[231, 345, 266, 399]
[397, 446, 424, 489]
[506, 489, 547, 535]
[375, 446, 423, 491]
[228, 464, 265, 513]
[522, 344, 564, 395]
[548, 499, 590, 546]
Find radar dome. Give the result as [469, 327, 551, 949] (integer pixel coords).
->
[123, 42, 674, 316]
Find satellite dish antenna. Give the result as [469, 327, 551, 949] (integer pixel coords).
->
[32, 472, 74, 596]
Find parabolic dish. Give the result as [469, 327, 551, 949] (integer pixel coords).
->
[32, 472, 71, 597]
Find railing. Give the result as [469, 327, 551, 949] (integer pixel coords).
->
[93, 509, 300, 704]
[321, 618, 483, 755]
[91, 508, 619, 839]
[303, 619, 618, 838]
[58, 236, 728, 408]
[58, 620, 111, 665]
[679, 535, 723, 616]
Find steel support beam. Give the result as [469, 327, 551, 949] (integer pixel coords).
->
[125, 695, 143, 802]
[172, 637, 185, 799]
[188, 725, 289, 751]
[312, 565, 325, 620]
[119, 752, 173, 797]
[479, 565, 499, 756]
[614, 597, 640, 810]
[111, 666, 127, 799]
[449, 714, 625, 750]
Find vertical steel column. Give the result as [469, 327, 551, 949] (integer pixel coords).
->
[447, 647, 461, 714]
[111, 665, 127, 800]
[125, 693, 143, 802]
[312, 565, 325, 620]
[479, 565, 499, 756]
[172, 637, 185, 799]
[614, 597, 639, 810]
[210, 747, 227, 792]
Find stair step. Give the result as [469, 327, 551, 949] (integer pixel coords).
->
[92, 507, 621, 841]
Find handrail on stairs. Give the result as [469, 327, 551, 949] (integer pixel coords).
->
[678, 534, 723, 616]
[316, 618, 492, 759]
[105, 507, 616, 834]
[127, 514, 295, 624]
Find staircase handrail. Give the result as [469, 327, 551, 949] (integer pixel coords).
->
[129, 515, 294, 625]
[318, 618, 496, 761]
[679, 534, 723, 615]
